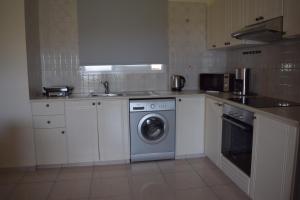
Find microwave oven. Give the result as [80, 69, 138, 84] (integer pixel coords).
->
[199, 73, 234, 92]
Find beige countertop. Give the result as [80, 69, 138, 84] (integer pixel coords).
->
[30, 90, 300, 127]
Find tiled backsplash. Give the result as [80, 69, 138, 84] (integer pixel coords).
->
[227, 39, 300, 103]
[36, 0, 227, 94]
[30, 0, 300, 101]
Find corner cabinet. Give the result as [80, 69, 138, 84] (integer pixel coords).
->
[204, 97, 223, 167]
[65, 101, 99, 164]
[176, 96, 205, 157]
[97, 99, 130, 162]
[250, 114, 298, 200]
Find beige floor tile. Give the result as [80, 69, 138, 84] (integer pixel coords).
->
[130, 174, 173, 200]
[163, 171, 207, 190]
[211, 184, 250, 200]
[9, 182, 53, 200]
[129, 162, 161, 176]
[57, 166, 93, 181]
[48, 179, 90, 200]
[157, 159, 193, 174]
[0, 184, 15, 200]
[21, 168, 59, 183]
[93, 165, 130, 179]
[174, 187, 219, 200]
[0, 172, 25, 185]
[90, 177, 130, 198]
[188, 157, 217, 170]
[196, 166, 232, 186]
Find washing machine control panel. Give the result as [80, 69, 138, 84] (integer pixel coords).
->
[130, 99, 176, 112]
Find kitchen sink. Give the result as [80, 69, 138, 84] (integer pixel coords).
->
[90, 92, 124, 97]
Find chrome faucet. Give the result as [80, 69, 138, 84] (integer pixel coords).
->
[101, 81, 110, 94]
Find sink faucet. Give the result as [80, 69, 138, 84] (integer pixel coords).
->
[101, 81, 110, 94]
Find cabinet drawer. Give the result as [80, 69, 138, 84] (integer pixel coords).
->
[33, 115, 65, 129]
[32, 101, 65, 116]
[35, 128, 67, 165]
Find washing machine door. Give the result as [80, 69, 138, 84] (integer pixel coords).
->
[138, 113, 169, 144]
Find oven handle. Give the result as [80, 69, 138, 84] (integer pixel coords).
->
[222, 116, 249, 131]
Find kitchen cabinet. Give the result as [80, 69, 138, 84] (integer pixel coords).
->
[204, 97, 223, 167]
[244, 0, 283, 26]
[207, 0, 243, 49]
[32, 101, 67, 165]
[283, 0, 300, 38]
[35, 128, 67, 165]
[250, 114, 298, 200]
[97, 99, 130, 162]
[65, 101, 99, 163]
[207, 0, 226, 49]
[176, 96, 205, 157]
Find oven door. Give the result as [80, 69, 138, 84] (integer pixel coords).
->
[221, 115, 253, 176]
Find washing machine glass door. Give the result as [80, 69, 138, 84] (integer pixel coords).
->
[138, 113, 168, 144]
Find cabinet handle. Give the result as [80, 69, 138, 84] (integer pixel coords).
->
[98, 102, 101, 106]
[224, 42, 231, 46]
[212, 45, 216, 48]
[255, 16, 264, 21]
[61, 131, 65, 134]
[92, 102, 96, 106]
[178, 98, 182, 102]
[46, 104, 50, 107]
[214, 102, 223, 107]
[47, 121, 51, 124]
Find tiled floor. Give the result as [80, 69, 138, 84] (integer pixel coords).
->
[0, 157, 250, 200]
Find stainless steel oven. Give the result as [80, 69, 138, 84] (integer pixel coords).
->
[221, 104, 254, 177]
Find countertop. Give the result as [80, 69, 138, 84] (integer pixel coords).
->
[30, 90, 300, 127]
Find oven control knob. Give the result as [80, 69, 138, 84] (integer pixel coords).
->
[150, 104, 155, 109]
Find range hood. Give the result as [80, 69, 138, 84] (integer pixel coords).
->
[231, 16, 284, 42]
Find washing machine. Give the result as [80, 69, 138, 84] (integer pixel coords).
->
[130, 98, 176, 162]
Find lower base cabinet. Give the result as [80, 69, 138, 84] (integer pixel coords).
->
[34, 128, 67, 165]
[98, 99, 130, 162]
[250, 114, 298, 200]
[176, 96, 205, 157]
[65, 101, 99, 163]
[204, 98, 223, 167]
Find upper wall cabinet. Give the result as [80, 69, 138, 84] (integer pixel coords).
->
[283, 0, 300, 38]
[207, 0, 243, 49]
[77, 0, 168, 66]
[244, 0, 283, 26]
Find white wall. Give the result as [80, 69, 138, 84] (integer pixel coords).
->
[0, 0, 35, 167]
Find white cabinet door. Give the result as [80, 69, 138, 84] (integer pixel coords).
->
[97, 99, 130, 162]
[65, 101, 99, 163]
[250, 114, 297, 200]
[176, 96, 205, 157]
[283, 0, 300, 37]
[244, 0, 283, 26]
[226, 0, 243, 46]
[35, 128, 67, 165]
[204, 98, 223, 167]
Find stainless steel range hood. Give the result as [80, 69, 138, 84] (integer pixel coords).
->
[231, 16, 284, 42]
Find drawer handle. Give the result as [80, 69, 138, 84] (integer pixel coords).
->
[92, 102, 96, 106]
[212, 45, 216, 48]
[255, 16, 264, 21]
[61, 131, 65, 134]
[46, 104, 50, 107]
[178, 99, 182, 102]
[98, 102, 101, 106]
[47, 121, 51, 124]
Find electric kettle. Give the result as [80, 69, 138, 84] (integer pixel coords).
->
[171, 75, 186, 91]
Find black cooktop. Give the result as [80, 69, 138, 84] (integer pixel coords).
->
[228, 96, 300, 108]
